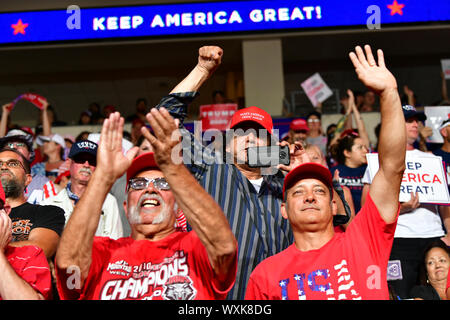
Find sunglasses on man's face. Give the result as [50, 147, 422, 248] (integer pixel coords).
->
[127, 177, 170, 192]
[72, 155, 96, 167]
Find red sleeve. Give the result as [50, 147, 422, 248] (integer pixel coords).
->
[245, 271, 267, 300]
[187, 232, 237, 298]
[11, 246, 51, 299]
[345, 192, 399, 266]
[56, 237, 112, 300]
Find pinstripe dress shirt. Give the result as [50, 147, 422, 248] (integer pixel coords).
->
[156, 92, 293, 299]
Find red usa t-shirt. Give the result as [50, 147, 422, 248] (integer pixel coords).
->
[245, 193, 398, 300]
[2, 245, 51, 300]
[57, 231, 237, 300]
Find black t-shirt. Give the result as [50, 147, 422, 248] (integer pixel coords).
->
[409, 285, 441, 300]
[9, 202, 65, 242]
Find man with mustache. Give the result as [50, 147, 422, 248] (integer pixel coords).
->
[41, 140, 123, 239]
[245, 45, 406, 300]
[55, 111, 237, 300]
[0, 148, 65, 259]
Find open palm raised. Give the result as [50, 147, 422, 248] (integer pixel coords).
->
[349, 45, 397, 95]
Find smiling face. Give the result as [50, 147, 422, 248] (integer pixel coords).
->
[282, 178, 336, 233]
[425, 247, 450, 284]
[125, 169, 176, 239]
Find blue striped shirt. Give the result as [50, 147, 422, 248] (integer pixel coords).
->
[156, 92, 293, 299]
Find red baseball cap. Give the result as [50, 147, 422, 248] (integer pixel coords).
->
[289, 118, 309, 132]
[229, 106, 273, 135]
[126, 152, 159, 182]
[282, 162, 333, 200]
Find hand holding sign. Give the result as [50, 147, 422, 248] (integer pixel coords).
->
[7, 92, 49, 111]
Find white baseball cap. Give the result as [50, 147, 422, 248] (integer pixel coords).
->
[37, 134, 66, 149]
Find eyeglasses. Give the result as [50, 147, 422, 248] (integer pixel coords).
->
[72, 156, 96, 167]
[0, 159, 25, 170]
[6, 142, 27, 149]
[127, 177, 170, 192]
[307, 119, 320, 123]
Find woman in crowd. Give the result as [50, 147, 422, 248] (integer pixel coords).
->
[410, 240, 450, 300]
[329, 131, 368, 213]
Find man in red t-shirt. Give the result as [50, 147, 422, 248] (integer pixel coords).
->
[55, 109, 237, 300]
[0, 181, 51, 300]
[245, 45, 406, 300]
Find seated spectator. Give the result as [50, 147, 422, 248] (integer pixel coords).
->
[286, 118, 309, 147]
[41, 140, 123, 239]
[212, 90, 227, 104]
[0, 182, 52, 300]
[126, 98, 148, 123]
[306, 111, 327, 156]
[55, 111, 237, 300]
[33, 134, 66, 182]
[359, 90, 377, 112]
[0, 148, 65, 258]
[410, 240, 449, 300]
[87, 102, 103, 124]
[75, 131, 91, 142]
[38, 105, 67, 127]
[131, 118, 145, 145]
[78, 110, 92, 125]
[103, 105, 116, 119]
[245, 44, 406, 300]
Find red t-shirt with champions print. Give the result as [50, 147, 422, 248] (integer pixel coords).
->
[57, 231, 237, 300]
[245, 193, 399, 300]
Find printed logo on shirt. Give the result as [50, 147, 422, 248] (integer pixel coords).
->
[11, 219, 32, 241]
[278, 259, 362, 300]
[339, 177, 363, 188]
[387, 260, 403, 281]
[100, 251, 196, 300]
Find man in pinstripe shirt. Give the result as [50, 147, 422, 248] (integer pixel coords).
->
[154, 46, 307, 299]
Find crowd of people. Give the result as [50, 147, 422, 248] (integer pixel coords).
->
[0, 45, 449, 301]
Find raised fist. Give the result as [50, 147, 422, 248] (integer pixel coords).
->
[197, 46, 223, 77]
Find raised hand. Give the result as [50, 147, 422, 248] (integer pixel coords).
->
[349, 45, 397, 95]
[141, 107, 182, 169]
[196, 46, 223, 77]
[96, 112, 139, 183]
[278, 141, 311, 173]
[2, 103, 13, 114]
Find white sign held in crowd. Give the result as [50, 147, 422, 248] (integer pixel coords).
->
[424, 106, 450, 143]
[300, 72, 333, 107]
[366, 153, 450, 204]
[441, 59, 450, 80]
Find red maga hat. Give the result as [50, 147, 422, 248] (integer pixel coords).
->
[289, 118, 309, 132]
[229, 106, 273, 135]
[126, 152, 159, 182]
[282, 162, 333, 200]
